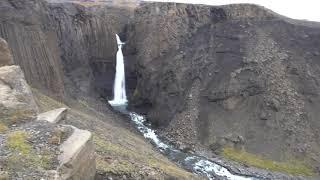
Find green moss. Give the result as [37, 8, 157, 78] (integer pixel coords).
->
[0, 123, 8, 133]
[94, 135, 141, 159]
[7, 131, 31, 154]
[222, 146, 314, 176]
[5, 131, 53, 171]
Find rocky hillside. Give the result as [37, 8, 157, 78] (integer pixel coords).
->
[126, 2, 320, 176]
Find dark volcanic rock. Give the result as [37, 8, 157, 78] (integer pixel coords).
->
[126, 2, 320, 172]
[0, 0, 137, 99]
[2, 0, 320, 177]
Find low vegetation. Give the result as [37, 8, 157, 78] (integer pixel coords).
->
[222, 146, 314, 176]
[5, 130, 54, 171]
[0, 123, 8, 133]
[93, 135, 195, 178]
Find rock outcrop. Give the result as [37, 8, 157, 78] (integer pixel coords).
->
[58, 126, 95, 180]
[37, 108, 68, 123]
[0, 65, 39, 126]
[0, 64, 96, 179]
[0, 38, 13, 67]
[126, 2, 320, 174]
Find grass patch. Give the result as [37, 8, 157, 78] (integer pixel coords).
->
[0, 123, 8, 133]
[222, 146, 314, 176]
[0, 108, 35, 126]
[31, 88, 66, 113]
[7, 131, 31, 154]
[5, 131, 53, 171]
[93, 135, 194, 178]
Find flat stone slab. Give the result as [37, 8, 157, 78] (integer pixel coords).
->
[37, 108, 68, 124]
[57, 125, 95, 180]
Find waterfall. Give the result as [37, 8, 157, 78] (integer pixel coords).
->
[108, 34, 255, 180]
[109, 34, 127, 106]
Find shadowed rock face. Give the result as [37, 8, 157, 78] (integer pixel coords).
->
[0, 0, 136, 99]
[126, 2, 320, 171]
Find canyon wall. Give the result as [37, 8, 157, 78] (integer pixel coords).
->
[127, 2, 320, 171]
[0, 0, 135, 99]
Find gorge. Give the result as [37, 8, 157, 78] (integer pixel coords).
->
[1, 0, 320, 179]
[110, 34, 252, 179]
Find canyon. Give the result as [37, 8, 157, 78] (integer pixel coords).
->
[1, 0, 320, 179]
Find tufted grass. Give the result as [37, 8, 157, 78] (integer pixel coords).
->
[222, 146, 314, 176]
[93, 135, 195, 178]
[5, 131, 53, 171]
[0, 123, 8, 133]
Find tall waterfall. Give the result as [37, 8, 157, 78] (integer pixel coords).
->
[108, 34, 254, 180]
[109, 34, 127, 106]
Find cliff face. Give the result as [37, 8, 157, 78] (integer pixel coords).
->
[0, 0, 135, 99]
[127, 2, 320, 171]
[2, 0, 320, 176]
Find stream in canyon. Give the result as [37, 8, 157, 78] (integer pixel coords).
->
[108, 34, 256, 180]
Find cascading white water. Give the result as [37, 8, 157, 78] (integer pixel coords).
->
[109, 34, 127, 106]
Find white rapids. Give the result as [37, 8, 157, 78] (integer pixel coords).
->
[108, 34, 255, 180]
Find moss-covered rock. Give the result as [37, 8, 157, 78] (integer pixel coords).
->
[1, 122, 64, 179]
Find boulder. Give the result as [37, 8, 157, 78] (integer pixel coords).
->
[0, 65, 38, 126]
[37, 108, 68, 124]
[57, 126, 95, 180]
[0, 38, 13, 67]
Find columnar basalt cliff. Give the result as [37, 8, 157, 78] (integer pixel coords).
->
[0, 0, 137, 99]
[126, 2, 320, 174]
[1, 0, 320, 178]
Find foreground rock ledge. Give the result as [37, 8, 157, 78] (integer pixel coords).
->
[55, 125, 95, 180]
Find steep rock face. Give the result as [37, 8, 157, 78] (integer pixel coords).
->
[0, 38, 13, 66]
[127, 2, 320, 170]
[0, 0, 136, 99]
[0, 0, 65, 97]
